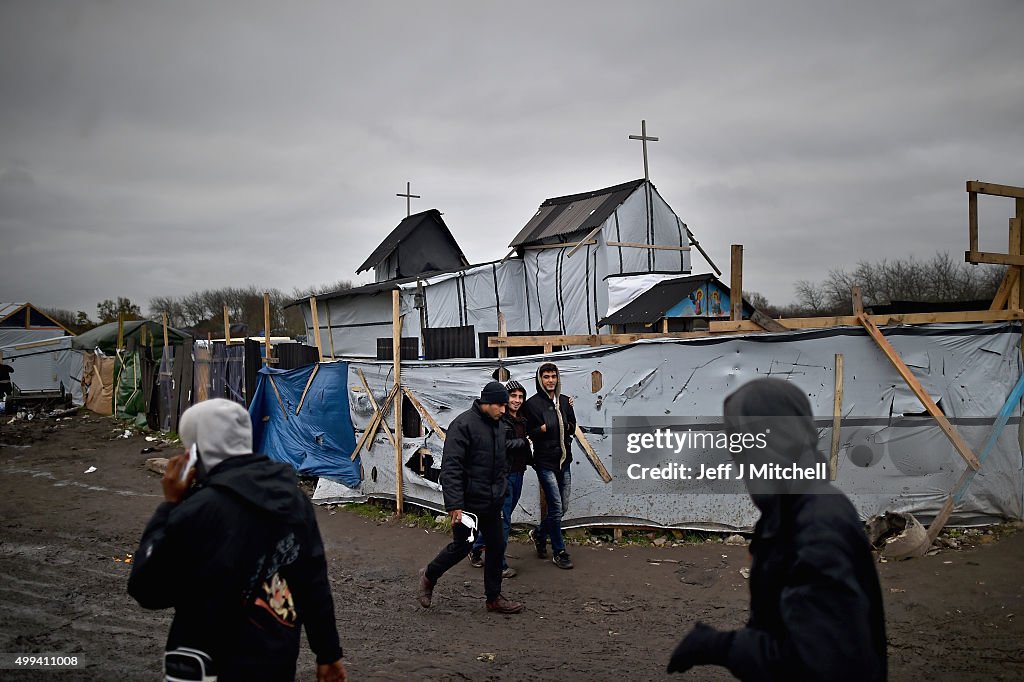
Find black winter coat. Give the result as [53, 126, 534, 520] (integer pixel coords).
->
[523, 393, 575, 471]
[128, 454, 342, 681]
[504, 411, 532, 473]
[439, 401, 508, 513]
[725, 489, 888, 681]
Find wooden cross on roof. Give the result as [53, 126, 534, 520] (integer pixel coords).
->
[628, 119, 659, 181]
[396, 181, 421, 217]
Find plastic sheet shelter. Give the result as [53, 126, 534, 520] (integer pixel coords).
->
[249, 362, 361, 487]
[315, 322, 1024, 531]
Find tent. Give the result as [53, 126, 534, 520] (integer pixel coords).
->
[72, 320, 190, 358]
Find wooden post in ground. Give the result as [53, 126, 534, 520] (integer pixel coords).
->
[162, 314, 169, 353]
[309, 296, 323, 361]
[223, 305, 230, 344]
[851, 287, 864, 316]
[117, 313, 125, 350]
[829, 354, 844, 480]
[263, 292, 271, 366]
[1013, 210, 1024, 310]
[730, 245, 743, 321]
[392, 289, 404, 515]
[497, 312, 509, 381]
[968, 186, 978, 253]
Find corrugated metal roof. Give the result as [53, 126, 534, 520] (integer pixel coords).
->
[599, 274, 754, 326]
[356, 209, 467, 274]
[509, 179, 646, 247]
[0, 303, 27, 320]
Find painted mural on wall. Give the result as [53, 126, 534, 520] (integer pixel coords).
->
[665, 282, 732, 318]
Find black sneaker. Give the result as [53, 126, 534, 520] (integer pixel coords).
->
[529, 528, 547, 559]
[470, 549, 484, 568]
[552, 551, 574, 570]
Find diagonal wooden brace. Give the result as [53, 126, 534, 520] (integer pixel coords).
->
[351, 384, 399, 461]
[402, 386, 447, 442]
[356, 368, 396, 448]
[574, 425, 612, 483]
[857, 314, 980, 470]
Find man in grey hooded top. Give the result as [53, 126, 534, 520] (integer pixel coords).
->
[667, 379, 887, 681]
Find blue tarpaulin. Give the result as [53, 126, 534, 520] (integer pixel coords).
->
[249, 362, 361, 488]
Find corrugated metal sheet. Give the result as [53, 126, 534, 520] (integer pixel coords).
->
[509, 179, 645, 247]
[423, 326, 476, 360]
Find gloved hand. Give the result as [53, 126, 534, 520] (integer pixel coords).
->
[666, 622, 735, 674]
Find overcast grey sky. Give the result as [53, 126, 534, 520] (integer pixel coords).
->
[2, 1, 1022, 318]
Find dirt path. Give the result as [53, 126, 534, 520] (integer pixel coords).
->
[1, 413, 1022, 681]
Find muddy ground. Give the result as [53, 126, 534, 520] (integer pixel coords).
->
[0, 411, 1022, 681]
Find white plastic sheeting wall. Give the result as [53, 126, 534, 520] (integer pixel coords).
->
[314, 323, 1024, 530]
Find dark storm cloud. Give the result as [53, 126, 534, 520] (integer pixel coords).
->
[1, 0, 1021, 316]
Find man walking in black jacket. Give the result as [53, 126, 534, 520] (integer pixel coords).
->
[667, 379, 887, 680]
[418, 381, 523, 614]
[523, 362, 576, 569]
[128, 398, 346, 682]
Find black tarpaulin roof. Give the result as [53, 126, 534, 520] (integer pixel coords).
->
[356, 209, 468, 274]
[508, 179, 646, 248]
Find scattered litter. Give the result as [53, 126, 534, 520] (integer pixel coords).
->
[866, 512, 929, 560]
[477, 653, 495, 663]
[145, 436, 157, 442]
[84, 466, 97, 474]
[145, 458, 169, 475]
[889, 588, 906, 593]
[140, 447, 157, 454]
[119, 430, 133, 439]
[739, 567, 751, 579]
[113, 553, 133, 564]
[725, 534, 747, 546]
[943, 561, 953, 564]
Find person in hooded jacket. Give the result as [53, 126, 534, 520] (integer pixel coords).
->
[667, 379, 887, 681]
[418, 381, 524, 614]
[128, 399, 346, 682]
[522, 362, 576, 569]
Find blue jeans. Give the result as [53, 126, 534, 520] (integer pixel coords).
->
[534, 466, 571, 554]
[473, 471, 524, 569]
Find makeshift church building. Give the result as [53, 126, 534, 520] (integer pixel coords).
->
[294, 178, 736, 359]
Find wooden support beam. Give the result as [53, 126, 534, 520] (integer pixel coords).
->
[966, 180, 1024, 199]
[711, 308, 1024, 332]
[926, 497, 955, 545]
[325, 301, 336, 359]
[524, 240, 596, 251]
[968, 191, 979, 254]
[355, 368, 395, 448]
[294, 364, 320, 416]
[496, 312, 509, 381]
[543, 344, 553, 353]
[223, 305, 230, 344]
[989, 269, 1019, 310]
[851, 287, 864, 316]
[1009, 218, 1022, 311]
[392, 289, 404, 515]
[750, 310, 788, 332]
[575, 426, 612, 483]
[605, 241, 691, 252]
[965, 250, 1024, 267]
[117, 313, 124, 351]
[829, 354, 844, 481]
[488, 331, 719, 348]
[351, 385, 399, 460]
[857, 314, 980, 471]
[266, 375, 288, 421]
[730, 244, 743, 322]
[567, 225, 606, 257]
[309, 296, 323, 361]
[162, 314, 169, 351]
[263, 292, 272, 366]
[402, 386, 447, 441]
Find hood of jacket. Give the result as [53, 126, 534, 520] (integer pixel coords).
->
[202, 453, 302, 518]
[723, 378, 827, 509]
[535, 364, 561, 400]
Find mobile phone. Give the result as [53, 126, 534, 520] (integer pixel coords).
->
[180, 444, 198, 483]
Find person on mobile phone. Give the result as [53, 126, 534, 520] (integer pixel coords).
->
[417, 382, 523, 614]
[128, 398, 347, 682]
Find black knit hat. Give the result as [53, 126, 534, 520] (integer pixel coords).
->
[505, 380, 526, 397]
[480, 381, 510, 404]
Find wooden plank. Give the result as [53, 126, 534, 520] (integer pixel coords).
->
[523, 240, 596, 251]
[263, 293, 271, 365]
[711, 308, 1024, 332]
[857, 314, 980, 470]
[309, 296, 323, 361]
[730, 244, 743, 322]
[402, 386, 447, 441]
[325, 301, 336, 359]
[966, 180, 1024, 199]
[267, 375, 288, 421]
[543, 344, 553, 353]
[1011, 217, 1023, 311]
[661, 318, 669, 334]
[294, 363, 320, 416]
[355, 368, 395, 448]
[488, 331, 718, 347]
[575, 425, 612, 483]
[829, 354, 843, 481]
[117, 313, 125, 350]
[223, 305, 230, 344]
[591, 370, 603, 393]
[162, 314, 169, 351]
[989, 268, 1019, 310]
[351, 385, 399, 460]
[567, 225, 606, 257]
[926, 496, 955, 544]
[392, 289, 404, 515]
[750, 310, 788, 332]
[605, 241, 691, 252]
[968, 191, 978, 253]
[851, 287, 864, 316]
[497, 312, 508, 362]
[966, 250, 1024, 267]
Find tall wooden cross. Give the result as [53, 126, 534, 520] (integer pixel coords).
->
[628, 119, 659, 181]
[396, 181, 421, 217]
